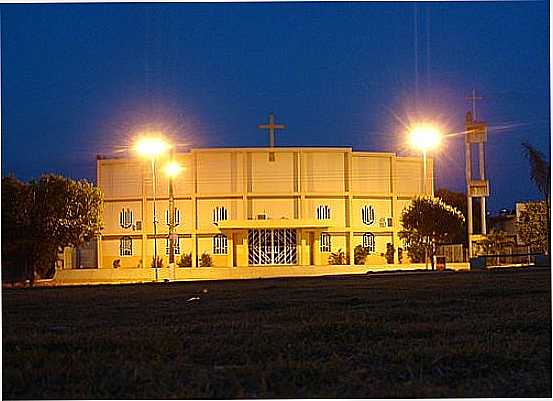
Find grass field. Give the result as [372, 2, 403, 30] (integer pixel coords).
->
[3, 268, 551, 399]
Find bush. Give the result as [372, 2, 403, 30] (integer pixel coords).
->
[178, 253, 192, 268]
[200, 252, 212, 267]
[113, 259, 121, 269]
[354, 245, 370, 265]
[329, 249, 347, 265]
[398, 247, 403, 264]
[386, 243, 395, 264]
[150, 256, 163, 268]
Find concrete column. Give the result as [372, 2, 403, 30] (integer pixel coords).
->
[96, 235, 103, 269]
[465, 141, 473, 256]
[480, 196, 487, 235]
[479, 143, 485, 179]
[348, 231, 354, 266]
[227, 233, 234, 267]
[313, 231, 321, 266]
[390, 156, 400, 264]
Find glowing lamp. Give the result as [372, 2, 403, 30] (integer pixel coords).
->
[409, 124, 441, 151]
[135, 136, 170, 158]
[164, 161, 183, 178]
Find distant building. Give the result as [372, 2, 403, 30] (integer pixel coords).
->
[488, 201, 546, 247]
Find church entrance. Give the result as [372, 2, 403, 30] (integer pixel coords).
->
[248, 229, 297, 265]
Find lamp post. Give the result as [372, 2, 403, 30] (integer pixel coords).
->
[409, 123, 441, 269]
[135, 136, 170, 281]
[164, 153, 183, 265]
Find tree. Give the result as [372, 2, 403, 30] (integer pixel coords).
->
[399, 196, 465, 269]
[435, 188, 487, 245]
[2, 176, 34, 284]
[516, 201, 548, 254]
[30, 175, 103, 278]
[2, 174, 103, 282]
[522, 142, 550, 254]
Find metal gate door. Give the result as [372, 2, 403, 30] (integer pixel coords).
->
[248, 229, 297, 265]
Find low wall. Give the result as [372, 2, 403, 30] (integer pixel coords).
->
[47, 262, 470, 286]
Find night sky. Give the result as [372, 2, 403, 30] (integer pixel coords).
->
[1, 2, 550, 212]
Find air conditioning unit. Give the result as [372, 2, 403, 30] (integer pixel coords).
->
[379, 217, 393, 228]
[257, 214, 267, 220]
[135, 221, 142, 231]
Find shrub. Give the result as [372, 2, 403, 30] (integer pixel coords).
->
[150, 256, 163, 268]
[178, 253, 192, 268]
[200, 252, 212, 267]
[354, 245, 370, 265]
[328, 249, 347, 265]
[386, 243, 395, 264]
[113, 259, 121, 269]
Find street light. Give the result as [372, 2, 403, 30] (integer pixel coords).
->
[164, 156, 183, 265]
[135, 136, 170, 281]
[409, 123, 441, 193]
[408, 123, 442, 269]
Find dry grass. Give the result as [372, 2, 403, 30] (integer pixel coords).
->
[3, 268, 551, 398]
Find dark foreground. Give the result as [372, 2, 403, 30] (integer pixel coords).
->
[3, 269, 551, 399]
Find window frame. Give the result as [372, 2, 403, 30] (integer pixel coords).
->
[213, 206, 228, 224]
[213, 234, 228, 255]
[165, 236, 180, 255]
[165, 208, 181, 227]
[362, 233, 375, 253]
[316, 205, 331, 220]
[361, 205, 375, 225]
[320, 232, 331, 252]
[119, 208, 133, 229]
[119, 236, 133, 256]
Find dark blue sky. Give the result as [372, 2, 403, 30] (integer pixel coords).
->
[1, 2, 550, 212]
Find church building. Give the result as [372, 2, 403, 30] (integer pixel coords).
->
[53, 115, 438, 284]
[96, 145, 432, 271]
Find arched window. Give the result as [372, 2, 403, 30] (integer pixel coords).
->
[213, 234, 228, 255]
[119, 208, 133, 229]
[119, 236, 133, 256]
[361, 205, 375, 225]
[320, 232, 331, 252]
[213, 206, 228, 223]
[165, 236, 180, 255]
[362, 233, 375, 253]
[316, 205, 331, 220]
[165, 208, 181, 226]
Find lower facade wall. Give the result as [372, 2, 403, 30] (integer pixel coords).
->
[101, 230, 401, 268]
[50, 263, 470, 286]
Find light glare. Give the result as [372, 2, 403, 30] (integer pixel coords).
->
[135, 136, 170, 158]
[164, 161, 183, 178]
[409, 124, 441, 151]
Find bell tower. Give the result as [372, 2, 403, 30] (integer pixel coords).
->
[465, 90, 490, 257]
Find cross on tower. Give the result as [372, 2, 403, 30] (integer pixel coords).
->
[466, 88, 483, 121]
[258, 113, 286, 148]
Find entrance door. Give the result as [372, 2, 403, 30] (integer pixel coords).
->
[248, 229, 297, 265]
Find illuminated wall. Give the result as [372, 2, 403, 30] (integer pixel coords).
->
[97, 147, 430, 269]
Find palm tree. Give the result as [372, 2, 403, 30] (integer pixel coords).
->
[522, 142, 550, 254]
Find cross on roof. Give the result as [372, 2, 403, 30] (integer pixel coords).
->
[258, 113, 286, 148]
[466, 89, 483, 120]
